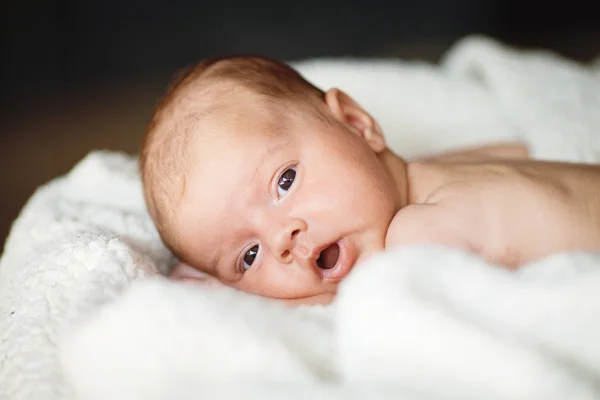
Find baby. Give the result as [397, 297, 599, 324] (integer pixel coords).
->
[141, 55, 600, 305]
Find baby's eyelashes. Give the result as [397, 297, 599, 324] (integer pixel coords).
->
[242, 244, 259, 270]
[277, 166, 296, 198]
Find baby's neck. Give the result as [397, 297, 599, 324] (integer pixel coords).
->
[378, 149, 409, 207]
[378, 149, 441, 207]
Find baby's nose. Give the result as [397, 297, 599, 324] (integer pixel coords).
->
[271, 218, 307, 263]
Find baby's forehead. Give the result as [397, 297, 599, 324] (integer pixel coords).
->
[173, 79, 321, 167]
[189, 112, 290, 170]
[179, 74, 316, 120]
[192, 93, 296, 139]
[185, 96, 312, 168]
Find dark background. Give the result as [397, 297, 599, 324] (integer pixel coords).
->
[2, 0, 600, 250]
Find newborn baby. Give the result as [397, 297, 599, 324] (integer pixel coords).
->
[141, 55, 600, 304]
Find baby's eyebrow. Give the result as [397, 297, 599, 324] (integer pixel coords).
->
[248, 137, 294, 184]
[263, 136, 293, 158]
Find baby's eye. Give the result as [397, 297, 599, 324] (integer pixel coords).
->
[277, 167, 296, 197]
[242, 245, 259, 270]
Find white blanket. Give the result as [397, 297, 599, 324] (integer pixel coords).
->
[2, 35, 600, 400]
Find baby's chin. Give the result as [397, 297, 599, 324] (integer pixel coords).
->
[281, 292, 336, 306]
[295, 246, 387, 307]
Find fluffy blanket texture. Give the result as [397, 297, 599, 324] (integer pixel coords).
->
[1, 35, 600, 400]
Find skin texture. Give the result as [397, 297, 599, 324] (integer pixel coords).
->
[387, 159, 600, 269]
[172, 89, 402, 304]
[168, 84, 600, 305]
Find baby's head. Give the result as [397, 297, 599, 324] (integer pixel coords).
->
[141, 56, 404, 304]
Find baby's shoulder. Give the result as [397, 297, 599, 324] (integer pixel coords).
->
[423, 162, 525, 205]
[385, 203, 475, 251]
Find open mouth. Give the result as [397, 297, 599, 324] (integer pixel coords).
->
[314, 239, 357, 283]
[316, 243, 340, 269]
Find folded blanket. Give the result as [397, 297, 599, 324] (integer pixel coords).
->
[1, 35, 600, 400]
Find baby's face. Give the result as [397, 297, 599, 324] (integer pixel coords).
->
[173, 91, 400, 302]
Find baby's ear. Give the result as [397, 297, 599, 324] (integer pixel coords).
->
[325, 88, 386, 153]
[169, 263, 222, 287]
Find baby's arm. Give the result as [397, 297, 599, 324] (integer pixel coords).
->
[415, 142, 530, 163]
[385, 204, 475, 253]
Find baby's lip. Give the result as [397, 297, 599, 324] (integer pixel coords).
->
[313, 238, 357, 283]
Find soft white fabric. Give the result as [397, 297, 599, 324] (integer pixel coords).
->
[1, 35, 600, 400]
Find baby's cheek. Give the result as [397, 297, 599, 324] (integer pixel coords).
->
[384, 211, 406, 249]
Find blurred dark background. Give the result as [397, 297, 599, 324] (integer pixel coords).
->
[1, 0, 600, 249]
